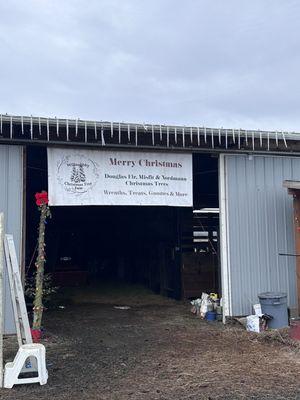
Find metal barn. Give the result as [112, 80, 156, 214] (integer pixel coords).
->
[1, 114, 300, 328]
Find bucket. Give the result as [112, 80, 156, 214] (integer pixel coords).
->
[290, 320, 300, 340]
[216, 306, 222, 314]
[207, 303, 214, 312]
[258, 292, 288, 329]
[206, 311, 216, 321]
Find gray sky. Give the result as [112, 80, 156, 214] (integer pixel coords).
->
[1, 1, 300, 131]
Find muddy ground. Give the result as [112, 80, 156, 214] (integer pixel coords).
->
[2, 284, 300, 400]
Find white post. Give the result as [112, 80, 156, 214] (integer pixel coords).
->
[219, 155, 232, 323]
[0, 213, 4, 387]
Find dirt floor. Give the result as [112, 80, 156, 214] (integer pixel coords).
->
[2, 284, 300, 400]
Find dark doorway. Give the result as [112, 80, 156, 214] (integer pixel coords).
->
[25, 146, 219, 300]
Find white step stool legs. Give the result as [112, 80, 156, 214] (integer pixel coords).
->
[4, 343, 48, 388]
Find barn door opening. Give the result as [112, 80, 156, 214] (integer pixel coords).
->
[180, 154, 220, 299]
[25, 146, 219, 303]
[283, 180, 300, 315]
[181, 208, 219, 298]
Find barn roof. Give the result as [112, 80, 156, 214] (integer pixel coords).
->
[0, 113, 299, 154]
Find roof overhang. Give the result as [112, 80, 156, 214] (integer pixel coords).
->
[0, 113, 300, 154]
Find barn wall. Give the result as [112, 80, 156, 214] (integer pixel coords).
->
[0, 145, 23, 333]
[222, 154, 299, 316]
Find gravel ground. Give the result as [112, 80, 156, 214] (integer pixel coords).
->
[1, 284, 300, 400]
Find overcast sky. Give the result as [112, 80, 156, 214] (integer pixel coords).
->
[1, 1, 300, 131]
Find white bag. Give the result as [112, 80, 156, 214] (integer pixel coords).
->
[246, 315, 260, 332]
[200, 292, 209, 318]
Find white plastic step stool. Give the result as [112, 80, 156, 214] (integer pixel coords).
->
[4, 343, 48, 388]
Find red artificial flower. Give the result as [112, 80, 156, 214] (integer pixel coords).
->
[35, 191, 49, 206]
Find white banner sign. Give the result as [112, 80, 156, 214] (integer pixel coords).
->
[47, 148, 193, 207]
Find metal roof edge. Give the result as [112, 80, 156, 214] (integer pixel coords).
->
[1, 113, 300, 141]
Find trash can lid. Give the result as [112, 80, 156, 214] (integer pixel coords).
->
[258, 291, 287, 299]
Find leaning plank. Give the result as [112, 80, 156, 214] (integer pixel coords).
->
[5, 235, 37, 374]
[5, 235, 32, 345]
[4, 237, 22, 347]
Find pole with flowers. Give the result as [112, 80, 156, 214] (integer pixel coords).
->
[31, 191, 51, 341]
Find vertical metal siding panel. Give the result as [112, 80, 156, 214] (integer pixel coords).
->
[270, 158, 280, 293]
[227, 157, 241, 313]
[245, 156, 259, 306]
[7, 147, 22, 256]
[0, 145, 23, 333]
[225, 155, 298, 316]
[236, 158, 249, 312]
[254, 158, 269, 292]
[264, 158, 273, 290]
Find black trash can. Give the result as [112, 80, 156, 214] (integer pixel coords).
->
[258, 292, 288, 329]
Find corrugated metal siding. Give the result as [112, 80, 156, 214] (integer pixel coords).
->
[225, 154, 299, 316]
[0, 145, 23, 333]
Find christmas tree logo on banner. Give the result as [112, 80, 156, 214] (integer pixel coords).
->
[70, 164, 86, 184]
[56, 153, 99, 195]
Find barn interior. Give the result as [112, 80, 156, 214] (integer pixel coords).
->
[25, 146, 219, 300]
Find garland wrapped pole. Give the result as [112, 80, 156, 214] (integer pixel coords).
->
[32, 191, 51, 340]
